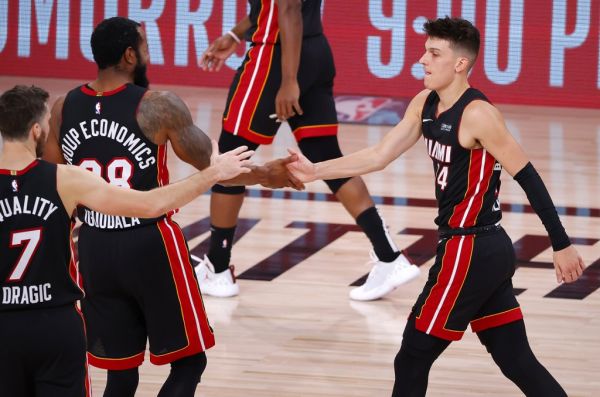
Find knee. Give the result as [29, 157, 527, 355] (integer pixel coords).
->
[297, 136, 351, 193]
[170, 353, 207, 383]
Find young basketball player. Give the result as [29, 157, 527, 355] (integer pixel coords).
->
[286, 17, 584, 396]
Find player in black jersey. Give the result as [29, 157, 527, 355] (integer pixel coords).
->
[40, 17, 269, 397]
[286, 17, 585, 396]
[0, 86, 251, 397]
[197, 0, 419, 300]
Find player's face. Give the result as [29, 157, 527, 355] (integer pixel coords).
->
[133, 28, 150, 88]
[34, 105, 50, 157]
[419, 38, 460, 90]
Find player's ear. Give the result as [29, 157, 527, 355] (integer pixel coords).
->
[31, 122, 42, 140]
[455, 56, 470, 73]
[123, 47, 137, 66]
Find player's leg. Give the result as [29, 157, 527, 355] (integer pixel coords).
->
[104, 368, 139, 397]
[392, 315, 451, 396]
[471, 228, 567, 396]
[78, 226, 149, 396]
[294, 128, 418, 301]
[147, 219, 214, 394]
[197, 42, 281, 297]
[477, 320, 567, 396]
[157, 353, 207, 397]
[198, 131, 259, 297]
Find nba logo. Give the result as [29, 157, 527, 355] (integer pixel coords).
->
[11, 180, 18, 192]
[95, 102, 101, 115]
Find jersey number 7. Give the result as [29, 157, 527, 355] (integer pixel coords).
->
[6, 228, 42, 282]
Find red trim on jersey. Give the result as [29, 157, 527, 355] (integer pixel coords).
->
[74, 304, 92, 397]
[415, 235, 475, 341]
[223, 43, 277, 143]
[293, 125, 338, 141]
[153, 219, 215, 365]
[448, 149, 492, 228]
[88, 351, 145, 370]
[464, 150, 495, 226]
[156, 144, 177, 217]
[251, 0, 280, 44]
[470, 307, 523, 333]
[80, 84, 127, 97]
[68, 222, 85, 294]
[0, 159, 38, 175]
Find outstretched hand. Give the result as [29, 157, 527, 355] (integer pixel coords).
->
[285, 148, 317, 183]
[210, 140, 254, 181]
[260, 154, 306, 190]
[199, 35, 238, 72]
[553, 245, 585, 284]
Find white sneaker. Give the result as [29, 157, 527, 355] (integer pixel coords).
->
[193, 255, 240, 298]
[349, 252, 420, 301]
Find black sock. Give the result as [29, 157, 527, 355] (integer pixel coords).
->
[207, 224, 236, 273]
[355, 206, 400, 262]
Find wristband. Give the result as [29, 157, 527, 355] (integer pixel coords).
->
[226, 30, 241, 44]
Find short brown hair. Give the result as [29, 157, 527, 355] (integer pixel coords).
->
[0, 85, 49, 140]
[423, 17, 480, 61]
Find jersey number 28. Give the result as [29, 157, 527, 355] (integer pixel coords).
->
[78, 158, 133, 188]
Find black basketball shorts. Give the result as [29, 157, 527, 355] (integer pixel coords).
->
[412, 227, 523, 341]
[0, 304, 90, 396]
[77, 218, 215, 370]
[222, 34, 338, 144]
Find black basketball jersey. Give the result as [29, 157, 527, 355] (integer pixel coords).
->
[247, 0, 323, 44]
[59, 84, 169, 230]
[421, 88, 502, 229]
[0, 160, 82, 311]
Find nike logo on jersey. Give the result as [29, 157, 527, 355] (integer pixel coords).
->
[422, 118, 433, 122]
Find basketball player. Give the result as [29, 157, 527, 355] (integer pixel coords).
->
[40, 17, 262, 397]
[0, 85, 252, 396]
[197, 0, 419, 300]
[286, 17, 584, 396]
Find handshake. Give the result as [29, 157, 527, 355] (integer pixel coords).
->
[210, 140, 307, 190]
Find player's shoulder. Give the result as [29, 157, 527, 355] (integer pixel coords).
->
[464, 98, 502, 124]
[51, 95, 66, 113]
[404, 89, 432, 120]
[139, 90, 187, 114]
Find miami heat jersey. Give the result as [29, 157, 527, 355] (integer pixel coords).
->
[0, 160, 82, 311]
[59, 84, 169, 230]
[421, 88, 502, 229]
[247, 0, 323, 44]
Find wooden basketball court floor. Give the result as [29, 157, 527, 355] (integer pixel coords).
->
[1, 77, 599, 396]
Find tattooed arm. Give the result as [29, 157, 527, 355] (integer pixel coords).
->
[136, 90, 304, 188]
[137, 90, 212, 170]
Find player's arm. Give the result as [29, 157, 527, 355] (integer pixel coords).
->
[199, 16, 251, 72]
[275, 0, 303, 120]
[138, 90, 213, 170]
[42, 96, 66, 164]
[462, 101, 585, 283]
[137, 91, 303, 189]
[57, 142, 253, 218]
[287, 90, 429, 181]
